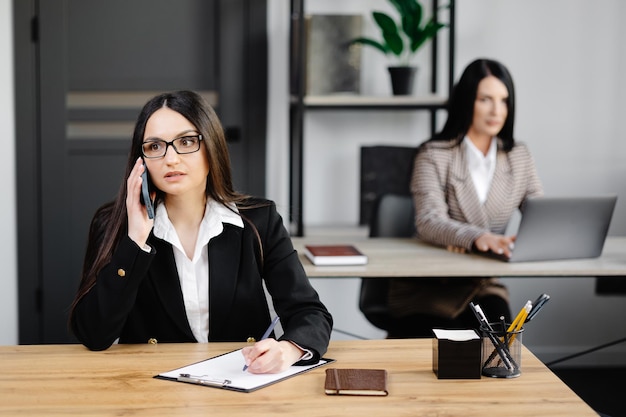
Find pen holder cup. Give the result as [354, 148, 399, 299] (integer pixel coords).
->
[480, 322, 523, 378]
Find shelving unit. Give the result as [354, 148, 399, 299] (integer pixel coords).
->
[289, 0, 456, 236]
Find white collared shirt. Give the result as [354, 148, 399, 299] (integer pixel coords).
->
[464, 136, 497, 204]
[152, 199, 244, 343]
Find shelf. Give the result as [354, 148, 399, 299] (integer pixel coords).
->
[289, 0, 455, 236]
[291, 94, 447, 110]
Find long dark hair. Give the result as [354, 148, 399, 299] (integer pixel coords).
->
[69, 90, 251, 322]
[431, 58, 516, 151]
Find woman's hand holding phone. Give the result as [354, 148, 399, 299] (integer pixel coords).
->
[126, 158, 155, 248]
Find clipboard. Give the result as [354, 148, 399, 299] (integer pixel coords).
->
[154, 348, 335, 393]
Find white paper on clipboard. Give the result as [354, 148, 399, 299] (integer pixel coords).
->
[155, 348, 334, 392]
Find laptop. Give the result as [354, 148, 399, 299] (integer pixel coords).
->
[485, 195, 617, 262]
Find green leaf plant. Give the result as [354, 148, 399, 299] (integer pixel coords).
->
[351, 0, 448, 67]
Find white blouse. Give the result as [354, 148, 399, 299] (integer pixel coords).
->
[152, 199, 243, 343]
[463, 136, 497, 204]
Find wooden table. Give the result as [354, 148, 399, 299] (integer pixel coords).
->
[292, 236, 626, 278]
[0, 339, 598, 416]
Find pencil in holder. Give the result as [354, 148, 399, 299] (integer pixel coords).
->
[480, 322, 523, 378]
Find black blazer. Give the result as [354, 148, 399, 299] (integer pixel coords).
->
[71, 199, 333, 363]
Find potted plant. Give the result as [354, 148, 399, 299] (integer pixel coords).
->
[350, 0, 448, 95]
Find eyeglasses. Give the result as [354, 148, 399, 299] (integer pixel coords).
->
[141, 134, 203, 159]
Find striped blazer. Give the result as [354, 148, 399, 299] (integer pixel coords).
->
[412, 137, 544, 250]
[388, 137, 543, 319]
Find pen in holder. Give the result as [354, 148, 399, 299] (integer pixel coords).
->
[481, 322, 523, 378]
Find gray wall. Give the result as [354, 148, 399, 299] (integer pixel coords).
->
[2, 0, 625, 368]
[266, 0, 626, 366]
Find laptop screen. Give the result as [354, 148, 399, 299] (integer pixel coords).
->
[499, 195, 617, 262]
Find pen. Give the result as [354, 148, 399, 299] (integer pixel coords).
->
[484, 301, 531, 368]
[506, 301, 532, 348]
[515, 301, 531, 331]
[526, 293, 550, 322]
[469, 303, 516, 371]
[469, 302, 491, 331]
[507, 300, 532, 333]
[474, 304, 496, 333]
[242, 316, 280, 371]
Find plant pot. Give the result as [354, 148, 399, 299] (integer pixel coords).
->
[388, 66, 417, 96]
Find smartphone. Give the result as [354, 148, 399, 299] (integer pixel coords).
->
[140, 169, 155, 219]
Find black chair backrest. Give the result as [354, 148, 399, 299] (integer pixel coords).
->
[359, 194, 415, 331]
[369, 194, 416, 238]
[360, 145, 417, 225]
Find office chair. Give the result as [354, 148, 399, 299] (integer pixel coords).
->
[358, 193, 415, 331]
[360, 145, 417, 225]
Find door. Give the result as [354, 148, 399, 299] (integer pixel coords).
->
[15, 0, 267, 343]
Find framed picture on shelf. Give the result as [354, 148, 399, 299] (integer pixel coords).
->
[305, 14, 362, 96]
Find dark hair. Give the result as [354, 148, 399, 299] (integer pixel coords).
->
[69, 90, 250, 322]
[432, 58, 516, 151]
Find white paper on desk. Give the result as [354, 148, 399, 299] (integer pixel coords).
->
[432, 329, 480, 341]
[156, 349, 333, 392]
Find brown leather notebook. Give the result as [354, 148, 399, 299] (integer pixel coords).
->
[303, 245, 368, 266]
[324, 368, 388, 396]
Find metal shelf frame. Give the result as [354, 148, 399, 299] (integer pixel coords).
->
[288, 0, 456, 236]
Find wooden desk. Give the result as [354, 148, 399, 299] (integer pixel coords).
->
[292, 236, 626, 278]
[0, 340, 597, 416]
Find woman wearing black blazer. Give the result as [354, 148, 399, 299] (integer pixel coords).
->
[69, 91, 332, 374]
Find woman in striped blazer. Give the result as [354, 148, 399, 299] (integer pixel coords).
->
[387, 59, 544, 338]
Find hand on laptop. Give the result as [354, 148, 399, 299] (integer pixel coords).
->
[474, 233, 516, 258]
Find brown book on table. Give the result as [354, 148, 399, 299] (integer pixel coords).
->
[324, 368, 388, 396]
[303, 245, 368, 266]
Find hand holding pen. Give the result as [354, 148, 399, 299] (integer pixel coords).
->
[241, 317, 304, 374]
[242, 316, 279, 372]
